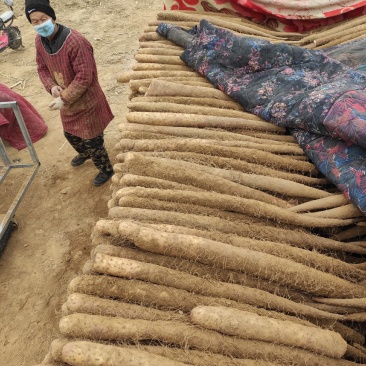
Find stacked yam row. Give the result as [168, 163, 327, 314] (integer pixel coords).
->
[37, 11, 366, 366]
[151, 10, 366, 50]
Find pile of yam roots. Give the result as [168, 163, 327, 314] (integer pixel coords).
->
[38, 10, 366, 366]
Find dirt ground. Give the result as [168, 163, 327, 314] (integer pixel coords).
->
[0, 1, 163, 364]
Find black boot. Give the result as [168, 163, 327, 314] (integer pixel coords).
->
[93, 170, 114, 186]
[71, 154, 90, 167]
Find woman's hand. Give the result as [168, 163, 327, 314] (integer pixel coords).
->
[50, 85, 63, 97]
[48, 97, 65, 110]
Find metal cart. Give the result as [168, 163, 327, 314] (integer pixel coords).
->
[0, 101, 40, 253]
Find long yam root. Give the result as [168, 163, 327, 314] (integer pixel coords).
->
[190, 306, 347, 358]
[289, 194, 349, 212]
[92, 253, 343, 320]
[119, 219, 366, 283]
[65, 292, 187, 322]
[145, 79, 235, 100]
[108, 207, 366, 255]
[134, 345, 281, 366]
[126, 111, 284, 131]
[122, 153, 291, 208]
[117, 153, 329, 200]
[128, 95, 244, 110]
[313, 297, 366, 309]
[62, 341, 190, 366]
[59, 313, 356, 366]
[115, 185, 356, 228]
[68, 275, 314, 325]
[117, 221, 366, 298]
[92, 243, 310, 303]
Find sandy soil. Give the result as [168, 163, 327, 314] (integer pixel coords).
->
[0, 1, 162, 364]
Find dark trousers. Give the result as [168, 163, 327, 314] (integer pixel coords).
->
[64, 131, 113, 173]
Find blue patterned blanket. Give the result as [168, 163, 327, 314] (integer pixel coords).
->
[157, 20, 366, 214]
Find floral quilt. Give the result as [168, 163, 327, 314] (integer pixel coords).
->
[163, 0, 366, 32]
[157, 20, 366, 214]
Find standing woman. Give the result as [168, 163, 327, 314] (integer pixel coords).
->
[25, 0, 114, 186]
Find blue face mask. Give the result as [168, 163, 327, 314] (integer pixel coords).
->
[34, 18, 55, 37]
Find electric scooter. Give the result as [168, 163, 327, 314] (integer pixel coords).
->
[0, 0, 22, 52]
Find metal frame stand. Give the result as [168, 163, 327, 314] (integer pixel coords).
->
[0, 101, 40, 253]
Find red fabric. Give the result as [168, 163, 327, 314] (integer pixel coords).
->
[0, 83, 47, 150]
[163, 0, 366, 32]
[35, 29, 114, 139]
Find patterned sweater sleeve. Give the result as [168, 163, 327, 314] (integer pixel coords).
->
[60, 32, 95, 105]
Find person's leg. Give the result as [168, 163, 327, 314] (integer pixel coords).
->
[83, 133, 113, 186]
[83, 134, 113, 173]
[64, 131, 91, 166]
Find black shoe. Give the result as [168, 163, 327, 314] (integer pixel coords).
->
[71, 154, 90, 167]
[93, 171, 113, 186]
